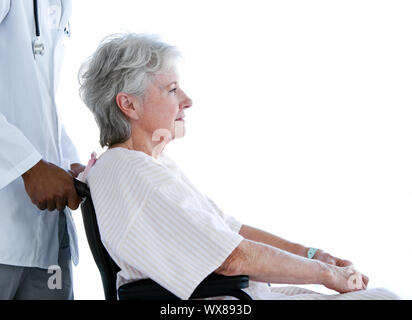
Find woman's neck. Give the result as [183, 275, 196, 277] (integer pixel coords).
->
[108, 130, 167, 159]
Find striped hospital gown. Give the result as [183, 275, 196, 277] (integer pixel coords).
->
[86, 147, 400, 300]
[240, 282, 400, 300]
[87, 147, 243, 300]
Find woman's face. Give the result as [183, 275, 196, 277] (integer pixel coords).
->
[138, 69, 192, 140]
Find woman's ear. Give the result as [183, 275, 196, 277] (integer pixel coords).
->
[116, 92, 141, 121]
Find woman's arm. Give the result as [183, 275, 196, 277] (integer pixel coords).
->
[239, 224, 309, 258]
[238, 224, 369, 287]
[240, 224, 354, 265]
[238, 224, 368, 284]
[215, 239, 365, 293]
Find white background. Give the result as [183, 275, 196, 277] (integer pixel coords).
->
[56, 0, 412, 299]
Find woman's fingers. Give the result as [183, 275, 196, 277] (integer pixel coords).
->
[362, 274, 369, 288]
[353, 272, 363, 290]
[316, 251, 338, 265]
[337, 259, 353, 267]
[326, 265, 369, 293]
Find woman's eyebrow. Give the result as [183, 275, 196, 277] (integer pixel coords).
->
[152, 79, 176, 90]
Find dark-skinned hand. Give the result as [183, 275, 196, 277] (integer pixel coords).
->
[22, 160, 82, 211]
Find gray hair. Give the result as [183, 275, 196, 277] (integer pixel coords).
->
[78, 33, 181, 147]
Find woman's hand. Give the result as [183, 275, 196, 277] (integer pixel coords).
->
[313, 249, 353, 267]
[314, 249, 369, 289]
[323, 264, 368, 293]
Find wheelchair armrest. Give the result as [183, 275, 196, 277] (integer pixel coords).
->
[117, 273, 251, 300]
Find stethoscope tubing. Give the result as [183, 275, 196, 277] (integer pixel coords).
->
[33, 0, 40, 37]
[32, 0, 69, 56]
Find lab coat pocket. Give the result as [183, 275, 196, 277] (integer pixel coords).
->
[0, 0, 11, 24]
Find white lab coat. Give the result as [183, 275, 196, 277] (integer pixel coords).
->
[0, 0, 79, 269]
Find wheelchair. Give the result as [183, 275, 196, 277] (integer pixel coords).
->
[73, 179, 252, 300]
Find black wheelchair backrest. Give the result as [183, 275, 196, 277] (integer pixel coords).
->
[74, 179, 120, 300]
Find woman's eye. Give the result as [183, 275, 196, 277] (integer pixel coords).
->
[169, 88, 177, 94]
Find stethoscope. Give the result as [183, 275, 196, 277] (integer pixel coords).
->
[32, 0, 44, 56]
[32, 0, 71, 57]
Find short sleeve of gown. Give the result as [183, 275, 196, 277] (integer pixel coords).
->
[205, 196, 243, 234]
[118, 179, 244, 300]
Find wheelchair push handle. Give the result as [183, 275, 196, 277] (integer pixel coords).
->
[73, 178, 91, 199]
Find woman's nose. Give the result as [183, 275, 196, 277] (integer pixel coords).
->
[180, 92, 193, 110]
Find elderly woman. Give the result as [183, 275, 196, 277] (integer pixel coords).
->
[78, 33, 399, 300]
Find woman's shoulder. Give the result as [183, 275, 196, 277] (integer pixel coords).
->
[89, 147, 176, 187]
